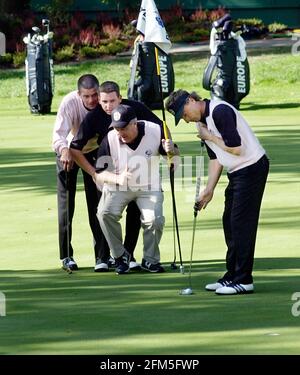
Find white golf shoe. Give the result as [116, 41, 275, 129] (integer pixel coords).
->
[216, 282, 254, 295]
[205, 280, 232, 291]
[94, 259, 109, 272]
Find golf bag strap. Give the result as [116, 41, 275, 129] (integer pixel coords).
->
[202, 55, 218, 90]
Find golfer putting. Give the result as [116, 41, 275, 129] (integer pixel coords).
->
[166, 89, 269, 295]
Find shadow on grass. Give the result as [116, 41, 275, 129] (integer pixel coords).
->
[164, 205, 300, 232]
[0, 149, 56, 194]
[171, 46, 292, 63]
[240, 102, 300, 110]
[0, 257, 299, 354]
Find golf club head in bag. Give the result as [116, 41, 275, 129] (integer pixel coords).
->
[212, 13, 232, 31]
[202, 14, 250, 109]
[42, 19, 50, 34]
[23, 19, 54, 114]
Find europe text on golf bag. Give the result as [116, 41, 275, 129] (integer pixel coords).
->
[128, 41, 174, 110]
[202, 14, 250, 109]
[23, 19, 54, 114]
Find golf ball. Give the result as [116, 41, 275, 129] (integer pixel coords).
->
[180, 288, 193, 295]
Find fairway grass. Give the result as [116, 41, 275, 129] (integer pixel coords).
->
[0, 49, 300, 355]
[0, 264, 299, 355]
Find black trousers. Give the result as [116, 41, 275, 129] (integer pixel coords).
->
[56, 150, 141, 261]
[124, 201, 142, 259]
[222, 155, 269, 284]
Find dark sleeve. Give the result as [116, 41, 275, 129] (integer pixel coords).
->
[94, 136, 112, 172]
[159, 125, 166, 155]
[205, 142, 217, 160]
[70, 111, 98, 150]
[212, 104, 241, 147]
[131, 100, 163, 126]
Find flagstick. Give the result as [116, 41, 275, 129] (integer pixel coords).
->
[154, 46, 184, 274]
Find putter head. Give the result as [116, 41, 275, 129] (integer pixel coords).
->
[170, 262, 178, 270]
[180, 288, 193, 295]
[62, 266, 73, 274]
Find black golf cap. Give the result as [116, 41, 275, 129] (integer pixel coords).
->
[166, 90, 190, 125]
[111, 104, 137, 128]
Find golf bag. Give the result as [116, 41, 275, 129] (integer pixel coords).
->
[202, 14, 250, 109]
[23, 19, 54, 114]
[127, 41, 174, 110]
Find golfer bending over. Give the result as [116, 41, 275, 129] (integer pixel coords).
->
[94, 104, 179, 275]
[70, 81, 163, 272]
[166, 90, 269, 295]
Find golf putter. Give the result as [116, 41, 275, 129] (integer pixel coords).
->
[65, 170, 72, 274]
[180, 175, 201, 295]
[170, 214, 178, 270]
[180, 136, 204, 295]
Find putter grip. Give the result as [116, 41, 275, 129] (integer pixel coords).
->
[195, 122, 201, 133]
[195, 176, 201, 201]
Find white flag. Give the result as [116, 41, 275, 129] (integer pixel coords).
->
[136, 0, 171, 54]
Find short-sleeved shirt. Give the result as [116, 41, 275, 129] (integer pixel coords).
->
[201, 99, 241, 160]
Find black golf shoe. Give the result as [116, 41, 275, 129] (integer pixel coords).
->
[62, 257, 78, 271]
[107, 256, 116, 268]
[115, 251, 131, 275]
[141, 259, 165, 273]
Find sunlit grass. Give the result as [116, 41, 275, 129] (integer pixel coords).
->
[0, 49, 299, 355]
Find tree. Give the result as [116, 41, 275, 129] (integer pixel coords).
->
[0, 0, 30, 14]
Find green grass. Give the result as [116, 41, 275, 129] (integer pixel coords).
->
[0, 49, 300, 355]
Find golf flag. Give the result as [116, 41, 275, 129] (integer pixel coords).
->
[137, 0, 171, 54]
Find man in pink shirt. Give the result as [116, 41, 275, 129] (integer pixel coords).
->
[52, 74, 110, 272]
